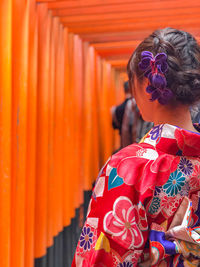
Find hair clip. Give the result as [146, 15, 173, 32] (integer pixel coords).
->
[139, 51, 173, 105]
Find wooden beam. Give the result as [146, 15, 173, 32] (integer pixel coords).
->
[97, 48, 133, 57]
[79, 31, 151, 43]
[113, 66, 127, 71]
[104, 54, 131, 61]
[108, 59, 128, 67]
[92, 40, 140, 49]
[47, 0, 151, 9]
[113, 67, 127, 71]
[78, 28, 200, 43]
[65, 19, 200, 34]
[62, 14, 200, 31]
[59, 7, 200, 24]
[37, 0, 70, 2]
[52, 2, 200, 17]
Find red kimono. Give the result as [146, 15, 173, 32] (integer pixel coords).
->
[72, 124, 200, 266]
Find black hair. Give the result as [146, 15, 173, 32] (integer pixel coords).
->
[127, 27, 200, 105]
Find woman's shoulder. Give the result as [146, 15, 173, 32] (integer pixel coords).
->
[105, 142, 179, 195]
[110, 142, 158, 167]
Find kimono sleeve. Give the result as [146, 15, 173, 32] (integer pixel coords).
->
[72, 156, 149, 266]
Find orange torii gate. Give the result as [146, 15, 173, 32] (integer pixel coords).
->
[0, 0, 200, 267]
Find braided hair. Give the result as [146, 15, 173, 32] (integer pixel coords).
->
[127, 28, 200, 105]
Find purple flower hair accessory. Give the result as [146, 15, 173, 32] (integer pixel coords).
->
[139, 51, 173, 105]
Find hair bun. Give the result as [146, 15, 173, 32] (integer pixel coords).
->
[175, 84, 195, 103]
[128, 28, 200, 105]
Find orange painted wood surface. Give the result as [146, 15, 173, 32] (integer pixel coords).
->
[73, 35, 84, 204]
[47, 0, 148, 9]
[0, 1, 12, 266]
[61, 6, 199, 23]
[53, 21, 65, 234]
[34, 3, 51, 258]
[63, 28, 73, 226]
[53, 1, 200, 17]
[1, 0, 200, 265]
[67, 32, 77, 213]
[11, 0, 29, 266]
[25, 0, 38, 266]
[47, 13, 56, 248]
[67, 18, 200, 34]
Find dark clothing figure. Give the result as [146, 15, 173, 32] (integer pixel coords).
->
[111, 81, 153, 149]
[112, 98, 131, 135]
[121, 99, 153, 147]
[111, 98, 153, 149]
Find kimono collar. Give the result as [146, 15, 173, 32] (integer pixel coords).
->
[142, 123, 200, 157]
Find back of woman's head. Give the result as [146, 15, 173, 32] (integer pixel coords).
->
[127, 28, 200, 105]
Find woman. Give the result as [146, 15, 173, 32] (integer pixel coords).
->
[72, 28, 200, 266]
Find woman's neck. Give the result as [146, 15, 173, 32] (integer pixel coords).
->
[153, 105, 198, 133]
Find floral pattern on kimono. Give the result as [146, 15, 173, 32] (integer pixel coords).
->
[72, 124, 200, 266]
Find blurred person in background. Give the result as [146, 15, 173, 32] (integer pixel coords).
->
[111, 81, 132, 145]
[191, 102, 200, 123]
[73, 28, 200, 266]
[121, 97, 153, 147]
[111, 81, 153, 149]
